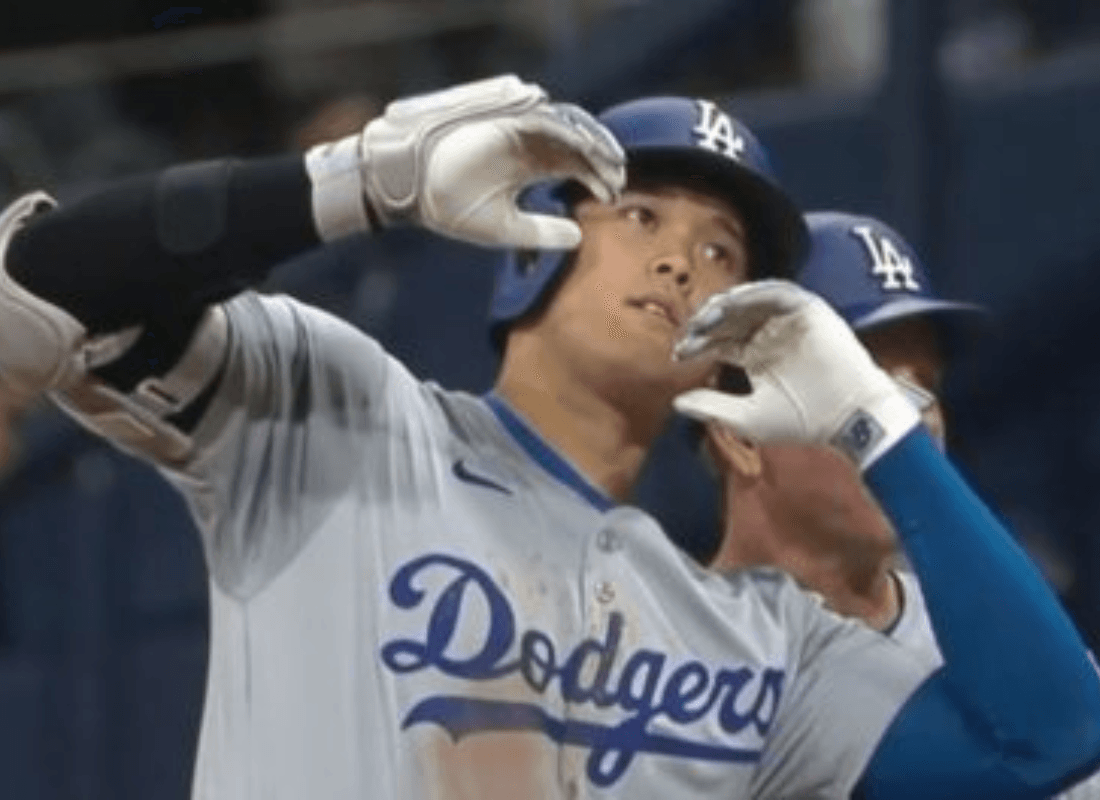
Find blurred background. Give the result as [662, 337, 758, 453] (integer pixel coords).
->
[0, 0, 1098, 796]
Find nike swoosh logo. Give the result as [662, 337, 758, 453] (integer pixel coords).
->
[452, 459, 512, 495]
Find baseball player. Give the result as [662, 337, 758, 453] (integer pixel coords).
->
[694, 210, 1100, 797]
[0, 75, 1098, 798]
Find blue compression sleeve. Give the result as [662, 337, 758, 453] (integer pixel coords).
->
[856, 428, 1100, 798]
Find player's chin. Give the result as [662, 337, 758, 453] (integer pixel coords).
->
[627, 351, 717, 402]
[602, 315, 714, 390]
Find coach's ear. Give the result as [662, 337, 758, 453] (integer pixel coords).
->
[705, 423, 762, 479]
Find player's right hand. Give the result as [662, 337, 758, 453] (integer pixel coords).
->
[306, 75, 626, 249]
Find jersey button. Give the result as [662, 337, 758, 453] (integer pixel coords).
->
[595, 580, 615, 603]
[596, 529, 622, 553]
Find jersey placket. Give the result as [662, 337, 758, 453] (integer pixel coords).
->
[556, 515, 629, 799]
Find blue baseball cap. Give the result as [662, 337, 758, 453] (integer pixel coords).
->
[798, 211, 986, 342]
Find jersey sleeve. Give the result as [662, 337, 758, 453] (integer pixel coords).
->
[748, 582, 934, 799]
[886, 570, 944, 672]
[154, 291, 426, 598]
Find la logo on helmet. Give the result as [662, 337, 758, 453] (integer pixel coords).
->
[850, 225, 920, 292]
[693, 100, 745, 160]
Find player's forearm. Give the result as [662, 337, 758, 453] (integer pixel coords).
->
[865, 427, 1100, 788]
[7, 154, 319, 336]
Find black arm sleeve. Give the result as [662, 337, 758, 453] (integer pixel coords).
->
[5, 153, 321, 390]
[7, 153, 319, 333]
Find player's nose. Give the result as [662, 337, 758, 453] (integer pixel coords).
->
[650, 255, 693, 287]
[648, 236, 696, 291]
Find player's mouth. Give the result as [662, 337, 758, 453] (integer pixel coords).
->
[628, 295, 681, 328]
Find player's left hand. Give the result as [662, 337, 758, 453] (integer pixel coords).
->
[673, 280, 920, 469]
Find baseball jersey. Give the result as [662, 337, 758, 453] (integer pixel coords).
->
[55, 290, 936, 799]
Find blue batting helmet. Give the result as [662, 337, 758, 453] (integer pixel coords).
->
[797, 211, 986, 342]
[488, 96, 809, 350]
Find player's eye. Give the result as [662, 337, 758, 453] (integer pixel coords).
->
[700, 240, 745, 277]
[623, 205, 656, 227]
[701, 242, 729, 263]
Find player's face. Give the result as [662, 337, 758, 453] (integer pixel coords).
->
[538, 183, 751, 393]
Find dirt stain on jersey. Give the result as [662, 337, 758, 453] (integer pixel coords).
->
[424, 726, 564, 799]
[420, 670, 572, 800]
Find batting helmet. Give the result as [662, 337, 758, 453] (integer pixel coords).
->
[797, 211, 986, 342]
[488, 96, 809, 350]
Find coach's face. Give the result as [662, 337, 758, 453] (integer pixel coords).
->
[539, 183, 751, 394]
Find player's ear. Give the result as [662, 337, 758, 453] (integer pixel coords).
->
[706, 423, 762, 479]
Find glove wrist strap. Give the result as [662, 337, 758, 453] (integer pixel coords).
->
[304, 133, 373, 242]
[831, 391, 921, 471]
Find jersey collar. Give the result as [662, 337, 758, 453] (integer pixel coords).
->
[483, 392, 617, 512]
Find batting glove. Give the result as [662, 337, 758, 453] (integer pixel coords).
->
[305, 74, 626, 249]
[673, 280, 920, 470]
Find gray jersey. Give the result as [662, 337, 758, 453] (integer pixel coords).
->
[0, 183, 934, 797]
[13, 227, 939, 797]
[889, 571, 943, 673]
[134, 292, 935, 799]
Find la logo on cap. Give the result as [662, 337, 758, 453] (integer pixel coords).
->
[850, 225, 920, 292]
[693, 100, 745, 161]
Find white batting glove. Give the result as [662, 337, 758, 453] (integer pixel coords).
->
[673, 280, 921, 470]
[305, 74, 626, 249]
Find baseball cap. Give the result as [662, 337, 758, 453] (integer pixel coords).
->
[797, 211, 987, 338]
